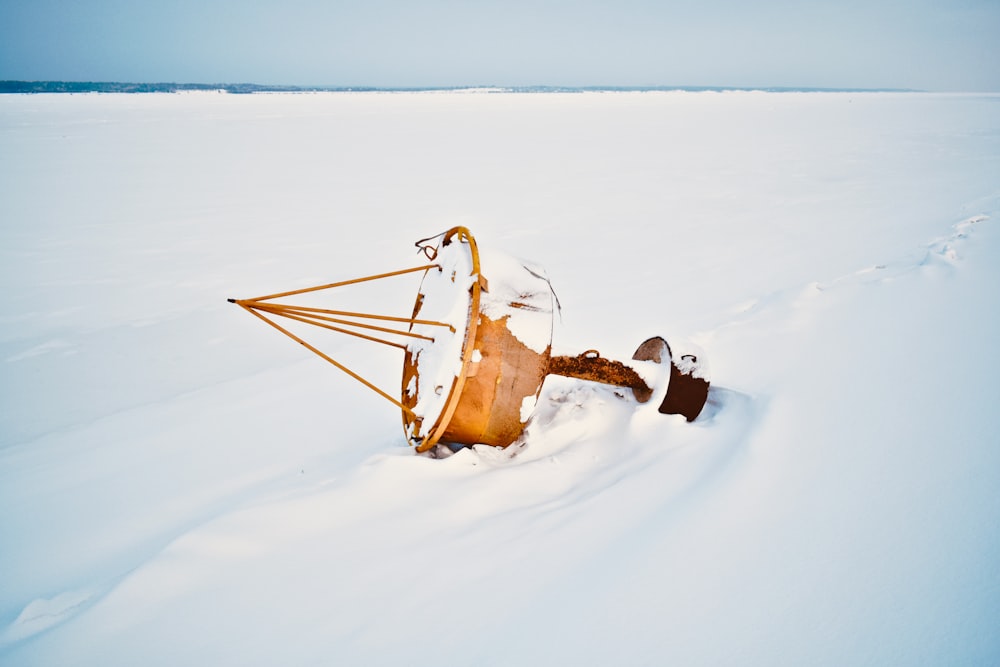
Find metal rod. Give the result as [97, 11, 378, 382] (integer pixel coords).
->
[238, 303, 416, 417]
[249, 304, 411, 350]
[248, 301, 454, 334]
[246, 263, 439, 302]
[250, 302, 434, 344]
[547, 353, 653, 403]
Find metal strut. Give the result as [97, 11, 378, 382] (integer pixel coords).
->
[228, 262, 453, 417]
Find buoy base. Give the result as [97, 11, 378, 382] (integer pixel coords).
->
[633, 336, 709, 422]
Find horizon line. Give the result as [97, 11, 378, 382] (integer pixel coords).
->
[0, 80, 926, 94]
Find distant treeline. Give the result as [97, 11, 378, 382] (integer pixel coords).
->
[0, 81, 918, 94]
[0, 81, 375, 94]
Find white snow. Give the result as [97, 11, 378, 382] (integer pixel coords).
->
[477, 248, 555, 354]
[1, 91, 998, 666]
[403, 234, 476, 435]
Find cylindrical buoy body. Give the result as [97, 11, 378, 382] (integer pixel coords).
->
[401, 229, 555, 452]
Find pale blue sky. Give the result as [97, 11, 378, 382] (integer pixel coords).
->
[1, 0, 998, 90]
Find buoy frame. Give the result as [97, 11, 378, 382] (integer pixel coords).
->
[401, 227, 484, 452]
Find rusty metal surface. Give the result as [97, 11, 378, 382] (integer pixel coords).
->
[547, 352, 654, 403]
[657, 357, 710, 422]
[631, 336, 710, 421]
[440, 314, 549, 448]
[632, 336, 669, 364]
[401, 227, 484, 452]
[232, 224, 711, 453]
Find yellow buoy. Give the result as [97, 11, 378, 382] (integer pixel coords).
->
[230, 226, 710, 453]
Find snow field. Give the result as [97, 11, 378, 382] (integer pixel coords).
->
[1, 91, 998, 665]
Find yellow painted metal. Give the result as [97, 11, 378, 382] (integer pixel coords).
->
[231, 225, 697, 454]
[245, 302, 456, 333]
[437, 313, 550, 448]
[246, 264, 440, 302]
[230, 261, 458, 418]
[246, 302, 413, 350]
[233, 224, 552, 452]
[402, 227, 485, 453]
[236, 302, 417, 418]
[249, 301, 438, 341]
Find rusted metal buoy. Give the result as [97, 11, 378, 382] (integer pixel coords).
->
[230, 226, 709, 453]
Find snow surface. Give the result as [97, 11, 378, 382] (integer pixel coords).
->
[1, 91, 999, 665]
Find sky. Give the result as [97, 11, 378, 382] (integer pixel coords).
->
[1, 0, 998, 91]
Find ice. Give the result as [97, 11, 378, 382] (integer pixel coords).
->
[0, 91, 998, 666]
